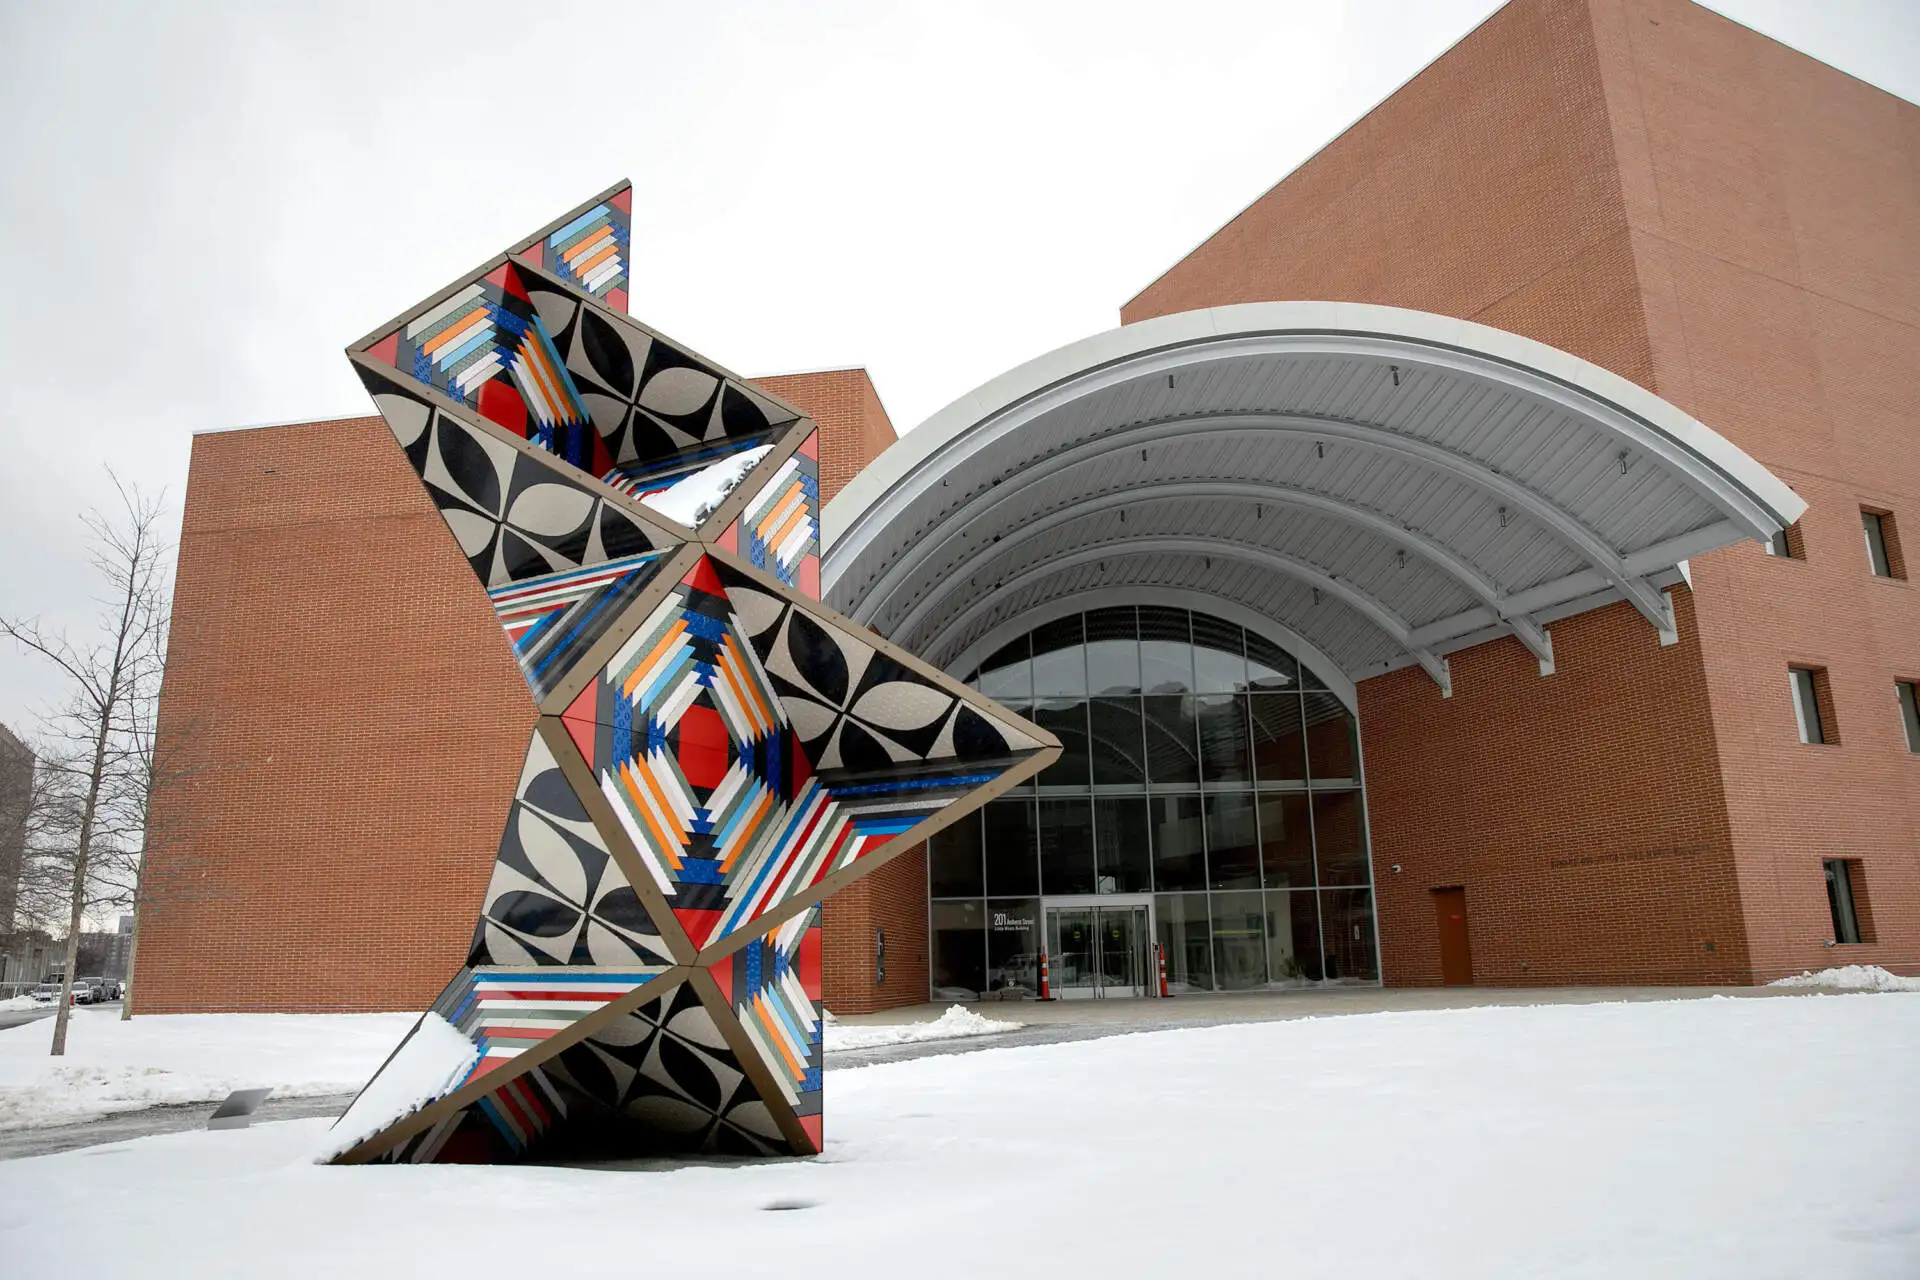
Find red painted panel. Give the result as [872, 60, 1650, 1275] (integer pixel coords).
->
[683, 554, 726, 598]
[676, 703, 730, 790]
[476, 378, 528, 437]
[798, 925, 822, 1001]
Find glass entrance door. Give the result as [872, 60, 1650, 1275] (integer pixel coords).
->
[1044, 898, 1153, 998]
[1096, 904, 1148, 997]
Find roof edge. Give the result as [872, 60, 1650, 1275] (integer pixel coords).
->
[823, 300, 1806, 551]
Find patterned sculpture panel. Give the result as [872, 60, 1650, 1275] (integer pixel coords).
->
[713, 909, 825, 1152]
[325, 182, 1056, 1166]
[510, 186, 633, 310]
[720, 428, 821, 596]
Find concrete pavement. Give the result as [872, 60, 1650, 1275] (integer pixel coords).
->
[0, 1000, 122, 1032]
[823, 982, 1818, 1066]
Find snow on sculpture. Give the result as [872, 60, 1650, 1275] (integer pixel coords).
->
[327, 182, 1057, 1164]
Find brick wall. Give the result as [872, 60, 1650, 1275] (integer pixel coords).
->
[137, 416, 533, 1013]
[1359, 597, 1750, 985]
[819, 848, 930, 1015]
[1587, 0, 1920, 978]
[140, 369, 905, 1012]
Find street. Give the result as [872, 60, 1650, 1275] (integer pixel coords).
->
[0, 1002, 122, 1032]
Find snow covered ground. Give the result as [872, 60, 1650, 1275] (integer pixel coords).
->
[822, 1004, 1021, 1051]
[1768, 964, 1920, 992]
[3, 994, 1917, 1278]
[0, 1002, 1021, 1132]
[0, 1009, 414, 1129]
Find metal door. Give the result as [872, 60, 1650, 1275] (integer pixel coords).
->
[1048, 908, 1099, 997]
[1433, 886, 1473, 986]
[1094, 905, 1149, 997]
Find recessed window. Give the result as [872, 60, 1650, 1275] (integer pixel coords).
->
[1823, 859, 1874, 945]
[1789, 666, 1837, 745]
[1862, 509, 1904, 579]
[1897, 681, 1920, 754]
[1764, 522, 1805, 560]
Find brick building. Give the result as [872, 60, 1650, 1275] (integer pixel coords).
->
[138, 0, 1916, 1015]
[1113, 0, 1920, 989]
[0, 723, 38, 987]
[0, 724, 30, 936]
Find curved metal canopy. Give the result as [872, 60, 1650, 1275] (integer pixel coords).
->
[822, 302, 1805, 696]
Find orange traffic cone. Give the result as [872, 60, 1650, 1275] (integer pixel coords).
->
[1157, 942, 1169, 997]
[1039, 950, 1052, 1000]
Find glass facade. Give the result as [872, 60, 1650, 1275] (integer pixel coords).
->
[928, 606, 1380, 998]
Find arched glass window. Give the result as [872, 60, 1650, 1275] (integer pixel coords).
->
[929, 608, 1379, 1001]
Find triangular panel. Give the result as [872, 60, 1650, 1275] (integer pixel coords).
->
[710, 558, 1045, 769]
[371, 262, 604, 473]
[511, 262, 809, 531]
[734, 430, 821, 594]
[353, 362, 681, 592]
[714, 907, 824, 1151]
[487, 552, 671, 702]
[509, 182, 633, 311]
[469, 732, 677, 969]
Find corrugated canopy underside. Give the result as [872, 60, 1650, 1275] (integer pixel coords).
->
[822, 304, 1802, 693]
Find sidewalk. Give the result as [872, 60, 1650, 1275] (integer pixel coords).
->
[824, 983, 1816, 1066]
[840, 981, 1808, 1025]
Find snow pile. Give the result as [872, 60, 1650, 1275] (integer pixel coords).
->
[640, 446, 772, 526]
[3, 996, 1919, 1278]
[1768, 964, 1920, 992]
[317, 1013, 476, 1161]
[0, 1010, 416, 1130]
[0, 996, 43, 1013]
[823, 1004, 1021, 1051]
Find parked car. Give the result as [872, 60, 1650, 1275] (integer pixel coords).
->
[83, 977, 119, 1001]
[30, 983, 58, 1003]
[69, 982, 95, 1005]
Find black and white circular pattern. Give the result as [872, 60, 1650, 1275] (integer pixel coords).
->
[472, 735, 670, 967]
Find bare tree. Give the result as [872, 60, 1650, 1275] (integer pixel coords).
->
[1, 474, 169, 1055]
[10, 739, 81, 930]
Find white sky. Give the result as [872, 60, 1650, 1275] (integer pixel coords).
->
[1, 0, 1915, 735]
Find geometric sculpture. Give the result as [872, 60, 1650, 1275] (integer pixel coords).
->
[326, 182, 1057, 1164]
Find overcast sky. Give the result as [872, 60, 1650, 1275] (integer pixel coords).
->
[0, 0, 1915, 735]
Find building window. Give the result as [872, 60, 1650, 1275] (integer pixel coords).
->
[1789, 666, 1837, 745]
[930, 606, 1378, 996]
[1862, 509, 1903, 579]
[1764, 523, 1805, 560]
[1823, 859, 1874, 945]
[1897, 681, 1920, 754]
